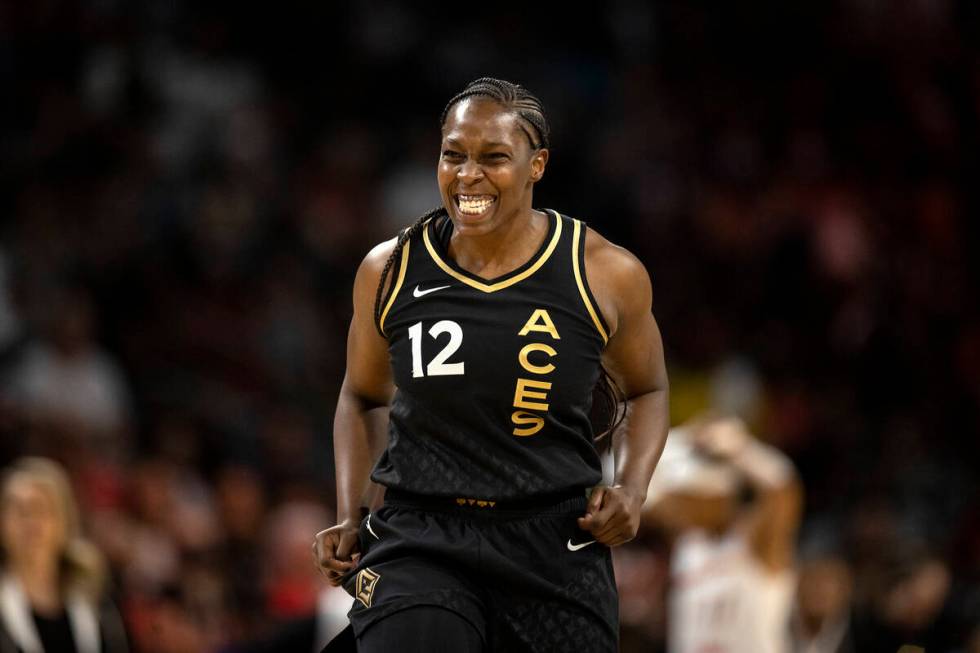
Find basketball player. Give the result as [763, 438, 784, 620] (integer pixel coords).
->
[643, 414, 802, 653]
[313, 78, 670, 652]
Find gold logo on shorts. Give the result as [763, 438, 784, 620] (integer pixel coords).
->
[355, 567, 380, 607]
[455, 497, 497, 508]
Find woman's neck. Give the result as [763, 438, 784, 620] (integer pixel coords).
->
[447, 208, 547, 278]
[12, 556, 63, 614]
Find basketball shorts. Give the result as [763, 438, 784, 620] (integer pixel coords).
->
[341, 489, 619, 652]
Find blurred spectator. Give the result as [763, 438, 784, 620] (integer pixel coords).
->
[230, 500, 352, 651]
[262, 500, 333, 621]
[851, 546, 978, 653]
[789, 554, 856, 653]
[614, 541, 670, 651]
[643, 415, 802, 653]
[0, 457, 127, 652]
[8, 285, 131, 460]
[125, 586, 211, 653]
[240, 585, 354, 653]
[215, 463, 268, 640]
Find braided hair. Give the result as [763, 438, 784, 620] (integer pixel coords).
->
[439, 77, 550, 150]
[373, 77, 626, 442]
[373, 207, 445, 337]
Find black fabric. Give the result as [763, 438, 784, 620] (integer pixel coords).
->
[357, 606, 483, 653]
[373, 210, 607, 500]
[384, 488, 586, 514]
[343, 496, 618, 653]
[32, 610, 77, 653]
[0, 600, 128, 653]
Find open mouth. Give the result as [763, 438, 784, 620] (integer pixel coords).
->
[454, 194, 496, 216]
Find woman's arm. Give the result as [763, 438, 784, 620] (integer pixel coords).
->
[690, 417, 802, 571]
[314, 239, 396, 585]
[577, 229, 670, 546]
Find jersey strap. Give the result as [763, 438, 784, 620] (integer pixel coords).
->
[571, 218, 611, 344]
[378, 238, 411, 338]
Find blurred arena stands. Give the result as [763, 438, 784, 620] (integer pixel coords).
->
[0, 2, 978, 651]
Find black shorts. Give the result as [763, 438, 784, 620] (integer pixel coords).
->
[342, 489, 619, 652]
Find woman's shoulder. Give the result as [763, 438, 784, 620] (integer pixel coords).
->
[362, 236, 400, 270]
[358, 213, 436, 282]
[578, 223, 654, 339]
[580, 224, 647, 278]
[354, 236, 399, 293]
[549, 211, 648, 289]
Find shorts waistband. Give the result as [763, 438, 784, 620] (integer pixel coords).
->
[384, 488, 588, 517]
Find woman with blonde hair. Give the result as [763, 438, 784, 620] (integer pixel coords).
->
[0, 457, 127, 653]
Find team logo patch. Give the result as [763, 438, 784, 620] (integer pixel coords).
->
[355, 567, 380, 608]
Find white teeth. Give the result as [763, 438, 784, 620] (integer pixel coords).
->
[456, 195, 495, 215]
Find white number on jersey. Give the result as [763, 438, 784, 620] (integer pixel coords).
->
[408, 320, 465, 378]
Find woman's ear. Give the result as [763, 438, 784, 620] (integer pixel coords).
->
[529, 148, 549, 183]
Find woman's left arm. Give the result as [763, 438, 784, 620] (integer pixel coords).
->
[577, 229, 670, 547]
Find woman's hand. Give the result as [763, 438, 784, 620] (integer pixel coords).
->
[576, 485, 644, 547]
[313, 519, 361, 586]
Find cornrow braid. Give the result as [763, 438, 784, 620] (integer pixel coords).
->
[374, 207, 447, 338]
[440, 77, 550, 150]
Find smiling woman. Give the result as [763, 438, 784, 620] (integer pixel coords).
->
[314, 77, 671, 653]
[438, 84, 548, 236]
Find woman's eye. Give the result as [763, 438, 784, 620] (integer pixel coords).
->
[484, 153, 508, 161]
[442, 150, 463, 159]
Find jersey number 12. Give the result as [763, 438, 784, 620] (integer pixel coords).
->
[408, 320, 465, 377]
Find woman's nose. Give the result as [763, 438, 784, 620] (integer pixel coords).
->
[458, 158, 483, 182]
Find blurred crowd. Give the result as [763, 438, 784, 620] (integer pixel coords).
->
[0, 1, 978, 651]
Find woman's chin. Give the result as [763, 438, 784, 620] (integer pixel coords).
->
[448, 204, 498, 234]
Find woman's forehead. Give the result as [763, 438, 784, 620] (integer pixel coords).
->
[3, 476, 55, 506]
[442, 98, 524, 146]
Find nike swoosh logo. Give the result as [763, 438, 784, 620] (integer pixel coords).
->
[567, 538, 596, 551]
[413, 284, 451, 298]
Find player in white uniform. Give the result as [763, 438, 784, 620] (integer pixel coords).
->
[643, 415, 802, 653]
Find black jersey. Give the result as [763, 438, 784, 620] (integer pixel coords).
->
[372, 210, 611, 500]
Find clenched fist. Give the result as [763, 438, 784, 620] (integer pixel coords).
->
[312, 519, 361, 586]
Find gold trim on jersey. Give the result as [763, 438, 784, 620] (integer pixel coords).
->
[379, 239, 411, 337]
[421, 210, 562, 293]
[572, 219, 610, 344]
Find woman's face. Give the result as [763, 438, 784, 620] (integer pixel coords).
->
[1, 476, 66, 566]
[438, 97, 548, 237]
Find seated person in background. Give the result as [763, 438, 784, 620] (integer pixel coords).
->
[851, 545, 972, 653]
[0, 457, 128, 653]
[643, 413, 802, 653]
[790, 553, 856, 653]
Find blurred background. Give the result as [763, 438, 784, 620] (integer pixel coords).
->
[0, 1, 978, 651]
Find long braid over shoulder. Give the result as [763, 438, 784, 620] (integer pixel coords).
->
[373, 207, 446, 338]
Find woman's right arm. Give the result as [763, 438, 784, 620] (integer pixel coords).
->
[314, 239, 397, 585]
